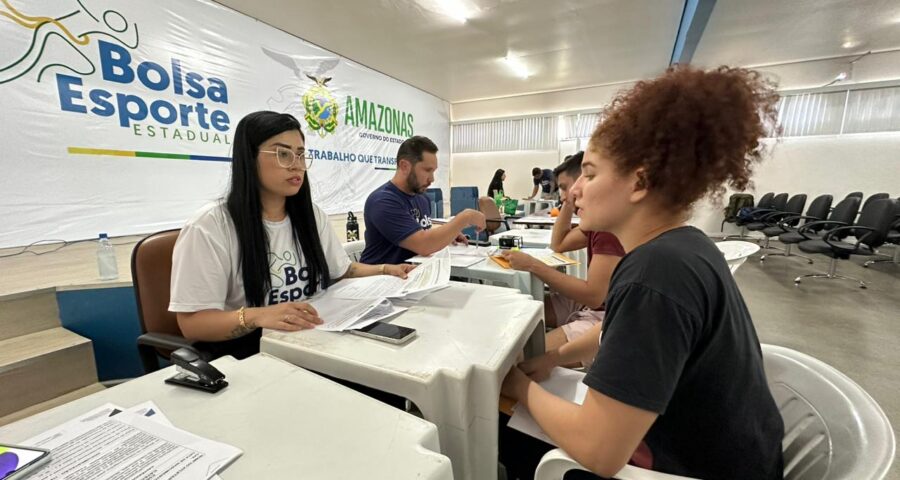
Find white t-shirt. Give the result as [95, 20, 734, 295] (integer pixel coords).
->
[169, 200, 351, 312]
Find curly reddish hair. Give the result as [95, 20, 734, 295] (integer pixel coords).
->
[590, 65, 779, 210]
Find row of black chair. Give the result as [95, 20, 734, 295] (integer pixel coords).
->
[723, 191, 899, 289]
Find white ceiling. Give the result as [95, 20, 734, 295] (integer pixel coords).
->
[212, 0, 684, 103]
[693, 0, 900, 68]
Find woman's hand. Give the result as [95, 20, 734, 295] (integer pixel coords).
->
[384, 263, 416, 279]
[501, 365, 532, 402]
[251, 302, 322, 331]
[519, 350, 560, 383]
[501, 250, 543, 272]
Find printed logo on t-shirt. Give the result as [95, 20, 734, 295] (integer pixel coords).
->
[267, 250, 313, 304]
[410, 207, 432, 230]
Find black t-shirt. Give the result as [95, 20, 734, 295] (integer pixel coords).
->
[583, 226, 783, 480]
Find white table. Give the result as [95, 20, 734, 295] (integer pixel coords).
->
[261, 282, 545, 480]
[514, 214, 581, 229]
[715, 240, 761, 274]
[519, 199, 555, 215]
[489, 229, 589, 280]
[0, 354, 453, 480]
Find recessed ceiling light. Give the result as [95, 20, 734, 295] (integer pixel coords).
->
[842, 40, 858, 49]
[502, 55, 530, 79]
[432, 0, 473, 23]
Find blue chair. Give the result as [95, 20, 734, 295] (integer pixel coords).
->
[425, 188, 444, 218]
[450, 186, 479, 240]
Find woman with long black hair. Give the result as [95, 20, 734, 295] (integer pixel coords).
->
[488, 168, 506, 198]
[169, 111, 413, 358]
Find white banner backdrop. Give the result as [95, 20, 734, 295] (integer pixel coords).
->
[0, 0, 450, 248]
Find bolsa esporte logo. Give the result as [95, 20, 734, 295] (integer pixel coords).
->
[1, 1, 233, 146]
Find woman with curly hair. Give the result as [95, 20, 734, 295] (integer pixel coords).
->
[500, 66, 784, 480]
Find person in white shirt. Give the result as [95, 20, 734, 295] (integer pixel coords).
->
[169, 111, 414, 357]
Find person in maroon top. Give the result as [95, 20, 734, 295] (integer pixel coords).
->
[502, 152, 624, 354]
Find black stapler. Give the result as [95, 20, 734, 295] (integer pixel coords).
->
[164, 348, 228, 393]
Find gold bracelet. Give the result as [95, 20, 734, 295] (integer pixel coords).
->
[380, 264, 386, 274]
[238, 306, 250, 330]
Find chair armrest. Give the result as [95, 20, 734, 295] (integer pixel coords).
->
[535, 449, 698, 480]
[137, 332, 201, 355]
[797, 220, 848, 238]
[823, 226, 877, 251]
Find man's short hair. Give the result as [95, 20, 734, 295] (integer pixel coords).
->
[531, 167, 542, 176]
[553, 151, 584, 179]
[397, 136, 438, 166]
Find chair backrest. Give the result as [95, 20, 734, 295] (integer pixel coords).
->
[827, 196, 861, 225]
[477, 196, 503, 234]
[853, 199, 899, 248]
[782, 194, 808, 225]
[425, 188, 444, 218]
[763, 344, 895, 480]
[131, 229, 183, 338]
[450, 186, 479, 238]
[342, 240, 366, 262]
[756, 192, 775, 209]
[862, 192, 890, 210]
[770, 193, 789, 212]
[845, 192, 863, 200]
[804, 194, 833, 224]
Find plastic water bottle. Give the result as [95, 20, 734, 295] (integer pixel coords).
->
[97, 233, 118, 280]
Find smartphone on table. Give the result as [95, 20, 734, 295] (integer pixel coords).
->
[350, 321, 416, 344]
[0, 444, 50, 479]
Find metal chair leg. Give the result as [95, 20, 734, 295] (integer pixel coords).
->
[863, 246, 899, 267]
[761, 244, 814, 264]
[794, 257, 867, 289]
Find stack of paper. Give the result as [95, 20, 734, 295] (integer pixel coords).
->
[21, 401, 240, 479]
[409, 244, 498, 268]
[304, 248, 452, 332]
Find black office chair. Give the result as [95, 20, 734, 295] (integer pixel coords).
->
[760, 194, 832, 263]
[795, 199, 899, 289]
[724, 192, 775, 240]
[746, 194, 807, 249]
[862, 192, 890, 211]
[864, 197, 900, 267]
[775, 196, 861, 265]
[846, 191, 863, 200]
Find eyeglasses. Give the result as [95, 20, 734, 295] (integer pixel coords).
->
[260, 146, 313, 170]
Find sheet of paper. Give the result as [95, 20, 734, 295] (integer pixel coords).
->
[330, 248, 451, 301]
[507, 368, 589, 446]
[521, 248, 578, 267]
[125, 402, 223, 480]
[409, 244, 499, 268]
[308, 295, 385, 332]
[328, 275, 406, 299]
[348, 300, 408, 330]
[23, 403, 241, 480]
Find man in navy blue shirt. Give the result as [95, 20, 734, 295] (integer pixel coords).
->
[360, 136, 486, 265]
[527, 167, 557, 200]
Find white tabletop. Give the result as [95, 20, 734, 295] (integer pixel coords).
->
[715, 241, 761, 274]
[489, 228, 553, 248]
[457, 257, 544, 301]
[0, 354, 453, 480]
[261, 282, 545, 480]
[513, 214, 581, 228]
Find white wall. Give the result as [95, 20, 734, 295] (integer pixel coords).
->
[451, 83, 633, 122]
[450, 151, 559, 198]
[754, 50, 900, 91]
[689, 134, 900, 232]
